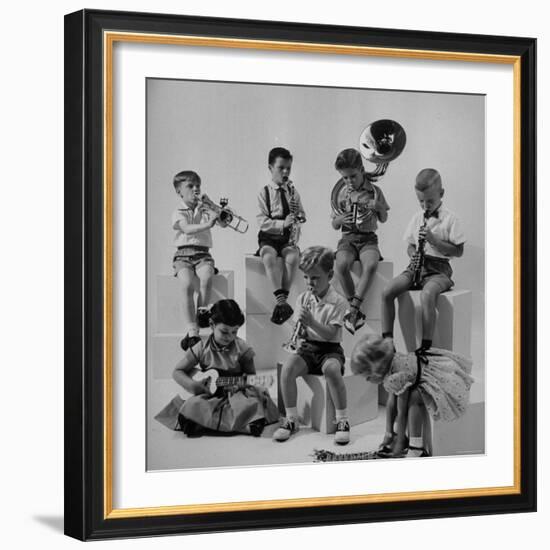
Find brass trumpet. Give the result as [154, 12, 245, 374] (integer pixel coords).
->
[282, 290, 319, 354]
[198, 193, 249, 233]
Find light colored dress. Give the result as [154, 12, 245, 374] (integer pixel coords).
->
[383, 348, 474, 422]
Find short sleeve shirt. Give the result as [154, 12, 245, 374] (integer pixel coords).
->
[293, 285, 348, 343]
[189, 335, 255, 374]
[403, 205, 465, 259]
[331, 179, 390, 233]
[172, 199, 213, 248]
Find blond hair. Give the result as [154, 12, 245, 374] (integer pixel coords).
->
[299, 246, 334, 274]
[350, 334, 394, 378]
[415, 168, 442, 193]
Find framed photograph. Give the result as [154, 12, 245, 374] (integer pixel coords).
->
[64, 9, 536, 540]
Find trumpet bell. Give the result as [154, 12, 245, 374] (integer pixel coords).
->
[359, 119, 406, 164]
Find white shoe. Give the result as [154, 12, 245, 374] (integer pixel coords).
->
[272, 418, 299, 442]
[334, 419, 350, 445]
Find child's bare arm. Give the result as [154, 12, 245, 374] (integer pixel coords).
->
[176, 215, 217, 235]
[297, 307, 339, 341]
[240, 355, 256, 375]
[173, 354, 211, 396]
[424, 228, 464, 257]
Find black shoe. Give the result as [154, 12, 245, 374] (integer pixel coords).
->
[248, 419, 266, 437]
[197, 307, 211, 328]
[271, 302, 294, 325]
[177, 414, 205, 437]
[180, 334, 201, 351]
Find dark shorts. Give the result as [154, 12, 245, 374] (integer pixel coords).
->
[173, 246, 216, 276]
[402, 255, 454, 292]
[297, 341, 345, 376]
[256, 230, 297, 257]
[336, 231, 382, 261]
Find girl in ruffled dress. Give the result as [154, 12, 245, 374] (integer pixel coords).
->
[351, 334, 474, 457]
[171, 299, 279, 437]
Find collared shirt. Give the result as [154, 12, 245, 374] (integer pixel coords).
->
[331, 180, 390, 233]
[403, 205, 465, 259]
[189, 335, 255, 373]
[256, 182, 306, 234]
[172, 199, 213, 248]
[293, 285, 348, 343]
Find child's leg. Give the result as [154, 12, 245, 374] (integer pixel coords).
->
[281, 247, 300, 291]
[322, 358, 350, 444]
[356, 248, 380, 301]
[379, 393, 397, 450]
[334, 250, 356, 300]
[407, 389, 429, 457]
[176, 267, 198, 334]
[419, 281, 444, 347]
[261, 245, 293, 324]
[273, 355, 308, 441]
[381, 273, 412, 337]
[260, 245, 282, 290]
[195, 263, 215, 309]
[392, 390, 410, 456]
[278, 355, 309, 414]
[322, 359, 347, 411]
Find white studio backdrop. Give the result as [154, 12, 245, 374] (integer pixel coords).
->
[0, 1, 546, 550]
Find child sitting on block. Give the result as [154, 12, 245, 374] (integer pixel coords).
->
[256, 147, 307, 325]
[274, 246, 350, 445]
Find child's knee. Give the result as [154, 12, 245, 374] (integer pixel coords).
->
[323, 360, 344, 381]
[420, 287, 439, 307]
[335, 257, 352, 274]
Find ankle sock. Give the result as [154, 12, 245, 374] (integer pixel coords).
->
[285, 407, 298, 420]
[335, 409, 349, 422]
[274, 289, 289, 305]
[409, 437, 423, 448]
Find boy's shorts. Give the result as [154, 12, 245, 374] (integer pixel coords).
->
[173, 245, 216, 276]
[256, 230, 297, 257]
[336, 231, 382, 261]
[402, 255, 454, 292]
[297, 341, 345, 376]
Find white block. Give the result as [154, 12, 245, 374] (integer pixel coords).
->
[332, 260, 394, 320]
[395, 289, 472, 357]
[155, 271, 234, 334]
[245, 255, 306, 314]
[277, 361, 378, 434]
[246, 313, 296, 371]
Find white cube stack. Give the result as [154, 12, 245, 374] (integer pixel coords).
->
[150, 271, 235, 379]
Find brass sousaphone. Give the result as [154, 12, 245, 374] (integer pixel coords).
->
[331, 119, 407, 217]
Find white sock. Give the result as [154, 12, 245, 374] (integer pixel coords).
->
[335, 409, 348, 421]
[285, 407, 298, 420]
[409, 436, 423, 448]
[187, 323, 199, 337]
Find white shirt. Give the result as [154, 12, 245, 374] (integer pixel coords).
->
[293, 285, 348, 343]
[172, 199, 213, 248]
[403, 205, 465, 259]
[256, 182, 306, 234]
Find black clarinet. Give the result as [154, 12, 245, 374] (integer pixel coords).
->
[410, 212, 429, 290]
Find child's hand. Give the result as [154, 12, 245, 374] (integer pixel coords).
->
[283, 214, 295, 228]
[192, 379, 212, 396]
[297, 306, 314, 327]
[423, 227, 438, 245]
[207, 211, 219, 227]
[334, 212, 354, 227]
